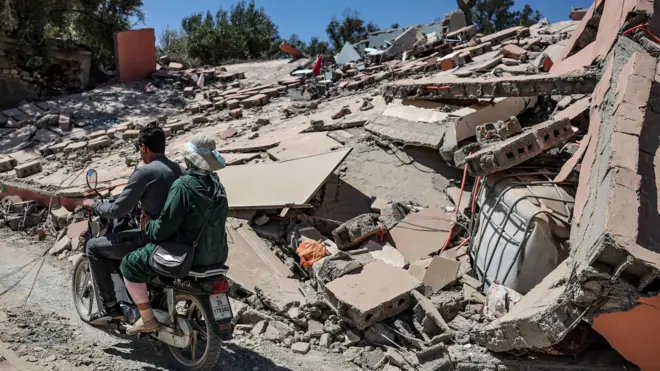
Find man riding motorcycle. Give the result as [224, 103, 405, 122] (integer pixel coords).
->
[82, 123, 182, 324]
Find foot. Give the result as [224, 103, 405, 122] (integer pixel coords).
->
[126, 317, 160, 335]
[89, 304, 124, 325]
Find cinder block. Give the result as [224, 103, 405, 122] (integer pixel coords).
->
[64, 142, 87, 153]
[123, 129, 139, 139]
[241, 94, 269, 108]
[49, 141, 72, 153]
[183, 86, 194, 96]
[226, 99, 240, 109]
[165, 122, 184, 133]
[0, 156, 17, 172]
[465, 118, 573, 176]
[89, 130, 106, 139]
[324, 260, 422, 330]
[58, 114, 71, 131]
[14, 160, 42, 178]
[87, 137, 111, 151]
[191, 116, 209, 125]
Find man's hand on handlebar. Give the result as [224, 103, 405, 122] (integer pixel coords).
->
[140, 212, 151, 230]
[82, 199, 95, 209]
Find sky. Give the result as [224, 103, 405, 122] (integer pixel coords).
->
[139, 0, 594, 45]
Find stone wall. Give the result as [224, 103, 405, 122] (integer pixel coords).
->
[0, 39, 92, 109]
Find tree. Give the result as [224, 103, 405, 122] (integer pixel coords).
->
[167, 0, 280, 65]
[390, 23, 400, 29]
[1, 0, 145, 67]
[325, 8, 377, 50]
[471, 0, 542, 34]
[306, 37, 329, 57]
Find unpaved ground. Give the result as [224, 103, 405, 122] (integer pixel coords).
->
[0, 230, 358, 371]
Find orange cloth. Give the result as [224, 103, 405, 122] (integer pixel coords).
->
[296, 240, 328, 267]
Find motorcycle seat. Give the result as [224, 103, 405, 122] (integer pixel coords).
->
[188, 263, 229, 278]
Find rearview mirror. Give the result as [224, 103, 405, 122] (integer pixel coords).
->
[86, 169, 98, 190]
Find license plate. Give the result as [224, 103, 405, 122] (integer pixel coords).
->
[209, 293, 232, 321]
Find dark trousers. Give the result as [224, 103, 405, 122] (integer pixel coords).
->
[86, 229, 146, 308]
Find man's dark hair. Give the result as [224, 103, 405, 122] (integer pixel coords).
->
[138, 123, 166, 154]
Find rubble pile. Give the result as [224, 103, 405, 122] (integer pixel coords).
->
[0, 1, 659, 370]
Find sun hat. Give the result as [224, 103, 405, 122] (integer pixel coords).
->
[182, 134, 226, 171]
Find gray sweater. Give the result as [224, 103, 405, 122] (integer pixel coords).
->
[92, 157, 182, 219]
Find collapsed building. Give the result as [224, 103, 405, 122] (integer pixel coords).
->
[0, 0, 658, 370]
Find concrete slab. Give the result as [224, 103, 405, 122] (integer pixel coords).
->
[225, 218, 292, 293]
[324, 260, 422, 330]
[218, 148, 351, 209]
[364, 114, 446, 149]
[381, 104, 448, 123]
[255, 277, 306, 313]
[266, 133, 340, 161]
[389, 207, 454, 263]
[450, 97, 537, 142]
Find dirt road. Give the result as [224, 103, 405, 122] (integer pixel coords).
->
[0, 230, 356, 371]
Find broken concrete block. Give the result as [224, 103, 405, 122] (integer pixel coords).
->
[123, 130, 139, 139]
[502, 44, 527, 61]
[241, 94, 269, 108]
[255, 277, 306, 313]
[364, 114, 446, 150]
[67, 220, 88, 239]
[165, 122, 185, 133]
[475, 116, 522, 143]
[262, 320, 294, 342]
[58, 114, 72, 131]
[364, 241, 406, 269]
[64, 142, 87, 153]
[14, 160, 42, 178]
[465, 118, 574, 176]
[251, 320, 268, 336]
[324, 260, 422, 330]
[229, 108, 243, 119]
[291, 342, 310, 354]
[51, 207, 73, 229]
[0, 156, 17, 172]
[50, 236, 71, 256]
[191, 116, 209, 125]
[331, 213, 383, 250]
[389, 207, 454, 264]
[87, 137, 111, 151]
[420, 256, 461, 294]
[383, 72, 600, 100]
[183, 86, 194, 96]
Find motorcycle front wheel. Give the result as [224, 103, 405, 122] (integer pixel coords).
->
[162, 292, 222, 371]
[71, 256, 97, 322]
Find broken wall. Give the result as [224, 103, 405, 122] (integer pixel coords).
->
[473, 37, 660, 369]
[114, 28, 157, 83]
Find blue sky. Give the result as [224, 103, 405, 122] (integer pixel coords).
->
[140, 0, 593, 45]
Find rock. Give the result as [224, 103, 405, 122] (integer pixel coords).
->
[355, 349, 385, 370]
[43, 355, 57, 362]
[430, 290, 468, 322]
[49, 236, 71, 256]
[254, 215, 269, 226]
[251, 320, 268, 336]
[239, 309, 272, 325]
[291, 342, 310, 354]
[307, 320, 324, 338]
[323, 322, 342, 335]
[248, 132, 259, 140]
[255, 277, 306, 313]
[262, 320, 293, 343]
[255, 118, 270, 127]
[320, 333, 332, 348]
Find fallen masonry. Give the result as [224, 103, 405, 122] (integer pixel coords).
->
[0, 2, 656, 371]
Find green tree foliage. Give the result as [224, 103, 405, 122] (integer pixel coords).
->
[390, 23, 400, 29]
[472, 0, 542, 34]
[1, 0, 144, 67]
[287, 34, 307, 52]
[159, 0, 280, 65]
[306, 37, 329, 57]
[325, 9, 379, 50]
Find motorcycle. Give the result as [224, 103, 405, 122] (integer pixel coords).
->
[71, 168, 233, 371]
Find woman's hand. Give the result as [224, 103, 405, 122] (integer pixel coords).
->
[140, 212, 152, 230]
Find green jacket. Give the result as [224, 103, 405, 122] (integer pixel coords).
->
[144, 170, 229, 268]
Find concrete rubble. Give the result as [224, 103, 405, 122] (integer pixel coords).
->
[1, 1, 658, 370]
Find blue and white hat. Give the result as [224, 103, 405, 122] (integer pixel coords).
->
[182, 134, 226, 171]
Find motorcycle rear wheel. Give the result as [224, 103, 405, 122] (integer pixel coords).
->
[162, 293, 222, 371]
[71, 256, 96, 322]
